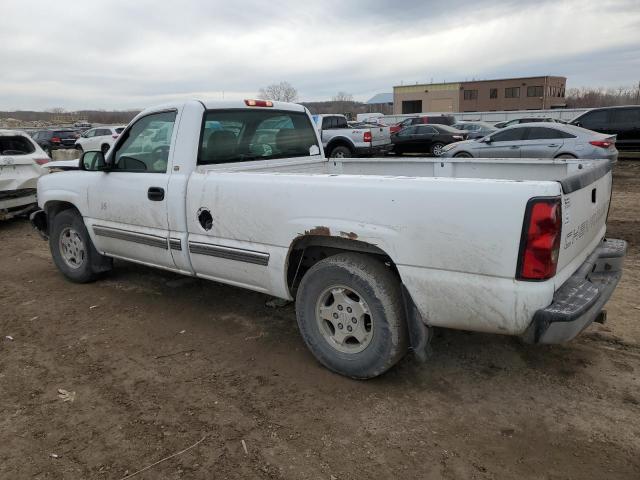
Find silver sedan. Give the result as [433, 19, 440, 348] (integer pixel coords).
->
[441, 123, 618, 161]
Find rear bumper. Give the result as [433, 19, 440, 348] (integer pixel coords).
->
[522, 238, 627, 344]
[354, 144, 392, 156]
[0, 189, 38, 219]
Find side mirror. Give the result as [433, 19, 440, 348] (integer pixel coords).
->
[80, 151, 108, 171]
[480, 137, 492, 143]
[573, 121, 581, 127]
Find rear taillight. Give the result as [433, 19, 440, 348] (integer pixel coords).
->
[589, 140, 613, 149]
[363, 131, 372, 143]
[112, 134, 119, 139]
[34, 158, 50, 165]
[51, 137, 61, 143]
[517, 197, 562, 280]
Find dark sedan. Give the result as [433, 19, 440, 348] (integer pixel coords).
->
[391, 124, 466, 156]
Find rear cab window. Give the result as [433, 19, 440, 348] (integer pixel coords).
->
[198, 109, 320, 165]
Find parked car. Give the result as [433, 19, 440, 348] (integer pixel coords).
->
[441, 123, 618, 161]
[494, 117, 561, 129]
[75, 125, 126, 154]
[391, 124, 466, 156]
[30, 99, 626, 379]
[0, 130, 49, 219]
[452, 121, 497, 140]
[312, 114, 391, 158]
[390, 115, 456, 133]
[31, 129, 80, 157]
[570, 105, 640, 153]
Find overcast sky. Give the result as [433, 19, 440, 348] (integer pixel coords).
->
[2, 0, 639, 111]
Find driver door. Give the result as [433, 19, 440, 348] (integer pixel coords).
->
[84, 109, 179, 269]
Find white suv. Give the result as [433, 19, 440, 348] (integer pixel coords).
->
[1, 130, 49, 219]
[75, 126, 126, 154]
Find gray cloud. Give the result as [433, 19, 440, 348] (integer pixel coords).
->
[1, 0, 639, 110]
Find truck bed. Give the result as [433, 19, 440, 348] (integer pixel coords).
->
[199, 156, 605, 187]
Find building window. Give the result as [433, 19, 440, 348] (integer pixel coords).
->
[463, 89, 478, 100]
[490, 88, 498, 99]
[527, 86, 543, 97]
[505, 87, 520, 98]
[401, 100, 422, 114]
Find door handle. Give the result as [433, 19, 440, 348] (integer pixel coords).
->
[547, 144, 559, 147]
[147, 187, 165, 201]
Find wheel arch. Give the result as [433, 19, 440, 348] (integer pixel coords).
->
[325, 137, 355, 156]
[286, 235, 396, 296]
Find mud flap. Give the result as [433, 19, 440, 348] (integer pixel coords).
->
[401, 284, 432, 362]
[30, 209, 49, 240]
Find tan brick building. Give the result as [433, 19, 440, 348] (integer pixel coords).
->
[393, 76, 567, 114]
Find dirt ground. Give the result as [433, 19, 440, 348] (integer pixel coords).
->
[1, 163, 639, 480]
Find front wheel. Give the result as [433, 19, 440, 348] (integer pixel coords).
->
[295, 253, 408, 379]
[431, 143, 445, 157]
[454, 152, 472, 158]
[50, 209, 112, 283]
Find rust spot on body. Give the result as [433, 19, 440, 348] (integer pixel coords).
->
[340, 231, 358, 240]
[306, 226, 331, 236]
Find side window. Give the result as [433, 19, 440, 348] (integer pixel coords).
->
[526, 127, 570, 140]
[112, 111, 176, 173]
[578, 110, 608, 129]
[611, 108, 640, 124]
[84, 129, 96, 138]
[491, 127, 527, 142]
[335, 117, 348, 129]
[199, 109, 320, 165]
[96, 129, 111, 136]
[417, 126, 437, 134]
[399, 126, 417, 136]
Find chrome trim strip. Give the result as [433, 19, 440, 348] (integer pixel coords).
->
[169, 238, 182, 251]
[93, 225, 168, 250]
[188, 241, 269, 266]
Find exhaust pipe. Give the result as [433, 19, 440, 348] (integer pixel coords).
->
[594, 310, 607, 325]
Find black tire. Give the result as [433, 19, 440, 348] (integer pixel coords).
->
[101, 144, 110, 154]
[295, 253, 408, 379]
[44, 147, 52, 158]
[49, 209, 112, 283]
[329, 145, 353, 159]
[76, 144, 83, 152]
[430, 142, 445, 157]
[556, 153, 576, 159]
[454, 152, 472, 158]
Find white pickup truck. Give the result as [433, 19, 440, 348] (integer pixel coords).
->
[312, 114, 391, 158]
[31, 99, 626, 379]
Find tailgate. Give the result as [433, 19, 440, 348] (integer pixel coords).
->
[0, 156, 43, 192]
[369, 126, 391, 147]
[555, 163, 612, 280]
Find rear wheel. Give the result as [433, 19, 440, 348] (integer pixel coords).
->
[329, 145, 353, 159]
[101, 143, 110, 154]
[556, 153, 576, 159]
[50, 209, 112, 283]
[295, 253, 408, 379]
[431, 143, 445, 157]
[454, 152, 472, 158]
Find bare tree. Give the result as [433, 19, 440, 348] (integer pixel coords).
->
[332, 92, 354, 103]
[258, 81, 298, 102]
[565, 84, 640, 108]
